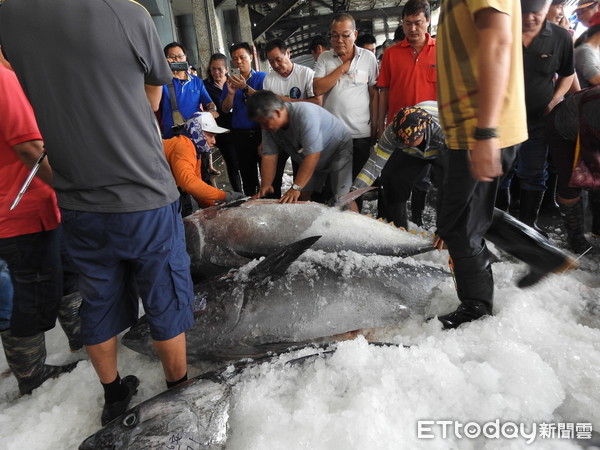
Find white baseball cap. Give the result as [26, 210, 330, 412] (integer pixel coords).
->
[197, 112, 229, 134]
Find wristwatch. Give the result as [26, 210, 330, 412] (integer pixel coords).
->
[291, 183, 303, 191]
[242, 85, 250, 95]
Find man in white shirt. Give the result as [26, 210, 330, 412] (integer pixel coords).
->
[313, 13, 379, 210]
[264, 38, 323, 198]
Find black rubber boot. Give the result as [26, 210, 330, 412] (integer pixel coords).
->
[495, 188, 510, 212]
[486, 208, 577, 288]
[540, 173, 560, 214]
[1, 330, 79, 395]
[57, 291, 83, 352]
[101, 375, 140, 426]
[385, 201, 408, 229]
[519, 189, 547, 236]
[589, 191, 600, 237]
[438, 246, 494, 329]
[559, 200, 592, 254]
[410, 189, 427, 227]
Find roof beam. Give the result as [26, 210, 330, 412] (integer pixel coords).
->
[251, 0, 301, 40]
[274, 6, 404, 31]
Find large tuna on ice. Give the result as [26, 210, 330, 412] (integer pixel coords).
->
[78, 351, 331, 450]
[183, 199, 433, 277]
[122, 237, 450, 363]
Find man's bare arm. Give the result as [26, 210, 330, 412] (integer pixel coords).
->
[145, 84, 162, 112]
[13, 140, 52, 185]
[469, 7, 512, 182]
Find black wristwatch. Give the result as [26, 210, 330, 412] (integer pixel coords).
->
[474, 127, 498, 140]
[242, 85, 250, 95]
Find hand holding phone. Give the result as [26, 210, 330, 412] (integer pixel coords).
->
[230, 68, 241, 77]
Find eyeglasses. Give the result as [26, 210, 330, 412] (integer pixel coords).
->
[167, 54, 186, 60]
[329, 32, 354, 41]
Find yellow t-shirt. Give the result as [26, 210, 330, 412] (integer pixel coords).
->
[436, 0, 528, 149]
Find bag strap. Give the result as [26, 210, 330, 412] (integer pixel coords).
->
[168, 82, 185, 126]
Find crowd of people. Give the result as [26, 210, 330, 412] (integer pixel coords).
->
[0, 0, 599, 429]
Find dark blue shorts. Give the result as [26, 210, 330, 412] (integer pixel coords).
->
[60, 201, 194, 345]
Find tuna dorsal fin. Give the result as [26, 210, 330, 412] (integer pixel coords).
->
[337, 186, 376, 208]
[249, 235, 321, 282]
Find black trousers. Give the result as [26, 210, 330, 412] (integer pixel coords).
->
[437, 146, 518, 260]
[231, 129, 261, 196]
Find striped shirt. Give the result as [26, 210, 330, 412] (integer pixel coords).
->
[436, 0, 528, 150]
[353, 101, 444, 189]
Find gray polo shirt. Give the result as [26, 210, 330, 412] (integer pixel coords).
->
[261, 101, 352, 172]
[0, 0, 178, 212]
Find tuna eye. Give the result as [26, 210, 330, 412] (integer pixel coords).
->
[122, 413, 137, 428]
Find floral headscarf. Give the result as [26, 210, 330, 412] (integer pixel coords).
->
[184, 112, 211, 159]
[392, 106, 433, 146]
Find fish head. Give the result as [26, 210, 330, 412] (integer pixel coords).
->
[79, 376, 231, 450]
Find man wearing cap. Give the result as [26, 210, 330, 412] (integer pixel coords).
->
[575, 0, 599, 27]
[498, 0, 575, 232]
[247, 90, 354, 206]
[352, 101, 445, 228]
[163, 112, 245, 212]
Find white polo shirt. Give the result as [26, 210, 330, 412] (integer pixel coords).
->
[314, 45, 378, 138]
[264, 63, 316, 100]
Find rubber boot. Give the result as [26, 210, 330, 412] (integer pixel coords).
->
[559, 200, 593, 254]
[486, 208, 577, 288]
[385, 201, 408, 229]
[1, 330, 79, 395]
[438, 246, 494, 329]
[540, 172, 560, 214]
[410, 189, 427, 227]
[57, 291, 83, 352]
[519, 189, 547, 236]
[495, 188, 510, 212]
[589, 191, 600, 237]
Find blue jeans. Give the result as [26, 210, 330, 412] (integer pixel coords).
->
[500, 121, 548, 192]
[0, 259, 13, 331]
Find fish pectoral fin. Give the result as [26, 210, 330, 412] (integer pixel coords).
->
[248, 235, 321, 282]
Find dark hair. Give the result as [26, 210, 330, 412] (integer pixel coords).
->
[575, 23, 600, 48]
[309, 35, 329, 52]
[394, 25, 406, 42]
[246, 90, 285, 120]
[265, 38, 289, 54]
[402, 0, 431, 20]
[206, 53, 227, 80]
[331, 13, 356, 31]
[229, 42, 252, 56]
[163, 42, 186, 57]
[356, 34, 377, 48]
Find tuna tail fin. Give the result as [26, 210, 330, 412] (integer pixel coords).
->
[249, 235, 321, 282]
[336, 187, 376, 209]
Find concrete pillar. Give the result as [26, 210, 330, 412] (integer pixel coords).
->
[176, 14, 200, 71]
[191, 0, 224, 76]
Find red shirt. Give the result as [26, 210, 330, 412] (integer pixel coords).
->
[0, 65, 60, 238]
[377, 34, 437, 125]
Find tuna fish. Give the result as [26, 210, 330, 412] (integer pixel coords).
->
[79, 351, 330, 450]
[183, 199, 433, 277]
[122, 237, 450, 363]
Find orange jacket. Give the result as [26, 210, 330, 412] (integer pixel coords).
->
[163, 136, 226, 208]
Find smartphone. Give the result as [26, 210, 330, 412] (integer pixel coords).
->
[230, 68, 240, 76]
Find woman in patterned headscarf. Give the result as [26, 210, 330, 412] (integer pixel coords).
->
[162, 112, 245, 216]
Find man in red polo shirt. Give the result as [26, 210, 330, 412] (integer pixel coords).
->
[377, 0, 437, 134]
[0, 60, 78, 395]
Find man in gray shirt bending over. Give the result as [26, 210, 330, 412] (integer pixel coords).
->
[247, 90, 353, 205]
[0, 0, 194, 425]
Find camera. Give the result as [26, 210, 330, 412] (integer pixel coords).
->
[169, 61, 189, 72]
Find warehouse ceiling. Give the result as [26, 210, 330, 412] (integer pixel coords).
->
[173, 0, 440, 58]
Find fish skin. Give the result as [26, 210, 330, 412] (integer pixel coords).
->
[79, 351, 331, 450]
[183, 199, 433, 278]
[122, 249, 449, 364]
